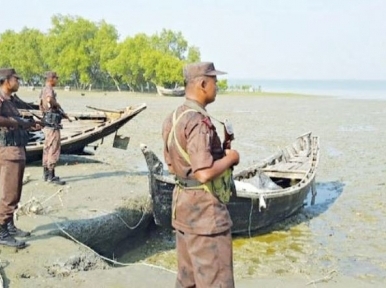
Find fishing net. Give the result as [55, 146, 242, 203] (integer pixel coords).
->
[242, 171, 282, 191]
[50, 195, 153, 255]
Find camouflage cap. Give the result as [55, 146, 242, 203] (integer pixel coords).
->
[0, 68, 21, 80]
[45, 71, 59, 79]
[183, 62, 226, 81]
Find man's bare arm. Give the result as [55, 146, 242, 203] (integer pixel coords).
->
[194, 149, 239, 183]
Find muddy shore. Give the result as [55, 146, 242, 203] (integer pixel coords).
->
[1, 89, 385, 287]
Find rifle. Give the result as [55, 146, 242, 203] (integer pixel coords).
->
[222, 118, 235, 150]
[12, 116, 39, 129]
[31, 111, 63, 129]
[58, 108, 72, 122]
[13, 93, 73, 126]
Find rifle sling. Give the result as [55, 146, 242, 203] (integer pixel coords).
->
[183, 99, 224, 126]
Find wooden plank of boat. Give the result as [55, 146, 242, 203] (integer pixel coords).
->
[85, 106, 128, 120]
[260, 169, 307, 180]
[86, 106, 124, 113]
[18, 109, 108, 120]
[140, 132, 320, 234]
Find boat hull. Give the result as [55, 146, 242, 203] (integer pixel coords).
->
[156, 86, 185, 97]
[25, 103, 147, 163]
[141, 132, 319, 234]
[149, 176, 311, 234]
[227, 184, 310, 234]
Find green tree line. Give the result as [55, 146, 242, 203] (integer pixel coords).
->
[0, 14, 201, 92]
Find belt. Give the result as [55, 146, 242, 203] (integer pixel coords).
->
[175, 176, 202, 188]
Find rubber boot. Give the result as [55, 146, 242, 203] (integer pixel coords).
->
[0, 224, 26, 249]
[7, 219, 31, 237]
[47, 169, 66, 185]
[43, 166, 49, 181]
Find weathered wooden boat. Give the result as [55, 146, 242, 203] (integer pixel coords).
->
[19, 103, 147, 163]
[156, 85, 185, 97]
[140, 132, 319, 234]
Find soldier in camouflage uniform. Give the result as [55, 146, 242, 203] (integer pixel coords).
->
[39, 71, 71, 185]
[0, 68, 41, 248]
[162, 62, 240, 288]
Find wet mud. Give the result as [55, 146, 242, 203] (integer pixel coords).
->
[2, 90, 385, 287]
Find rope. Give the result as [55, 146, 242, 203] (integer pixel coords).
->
[19, 188, 176, 275]
[248, 198, 254, 238]
[48, 215, 176, 274]
[107, 194, 152, 230]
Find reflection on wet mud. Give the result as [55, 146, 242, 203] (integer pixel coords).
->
[118, 181, 346, 279]
[307, 181, 345, 213]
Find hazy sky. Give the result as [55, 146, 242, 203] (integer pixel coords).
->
[1, 0, 385, 80]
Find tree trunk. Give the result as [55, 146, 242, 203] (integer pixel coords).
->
[111, 77, 121, 92]
[127, 83, 134, 92]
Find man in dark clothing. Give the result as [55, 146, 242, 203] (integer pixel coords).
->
[162, 62, 240, 287]
[39, 71, 71, 185]
[0, 68, 40, 248]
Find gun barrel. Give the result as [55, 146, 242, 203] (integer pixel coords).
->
[224, 119, 235, 140]
[222, 119, 235, 150]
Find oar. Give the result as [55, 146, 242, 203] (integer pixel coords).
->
[86, 106, 124, 113]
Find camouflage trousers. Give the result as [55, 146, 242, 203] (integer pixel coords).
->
[175, 229, 234, 288]
[0, 158, 25, 224]
[42, 128, 61, 170]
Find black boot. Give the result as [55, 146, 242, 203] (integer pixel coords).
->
[47, 169, 66, 185]
[0, 224, 26, 249]
[7, 219, 31, 237]
[43, 166, 49, 181]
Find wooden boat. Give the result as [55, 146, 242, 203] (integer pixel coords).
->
[140, 132, 319, 234]
[156, 86, 185, 97]
[19, 103, 147, 163]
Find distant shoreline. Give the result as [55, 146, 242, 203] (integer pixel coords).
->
[225, 78, 386, 100]
[18, 86, 385, 101]
[220, 91, 321, 98]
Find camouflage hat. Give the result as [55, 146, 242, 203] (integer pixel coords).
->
[0, 68, 21, 80]
[183, 62, 226, 81]
[45, 71, 59, 79]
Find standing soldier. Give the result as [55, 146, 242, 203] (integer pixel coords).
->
[0, 68, 40, 248]
[39, 71, 71, 185]
[162, 62, 240, 287]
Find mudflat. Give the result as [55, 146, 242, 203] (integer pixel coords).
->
[1, 90, 385, 287]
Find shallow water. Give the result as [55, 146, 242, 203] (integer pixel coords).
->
[118, 181, 346, 279]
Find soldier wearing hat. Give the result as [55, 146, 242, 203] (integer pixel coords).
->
[39, 71, 71, 185]
[162, 62, 240, 287]
[0, 68, 41, 248]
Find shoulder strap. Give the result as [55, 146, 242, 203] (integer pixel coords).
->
[167, 109, 196, 164]
[167, 100, 228, 166]
[183, 99, 224, 125]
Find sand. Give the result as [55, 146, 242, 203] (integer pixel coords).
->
[1, 89, 385, 287]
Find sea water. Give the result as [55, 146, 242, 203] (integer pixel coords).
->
[227, 79, 386, 100]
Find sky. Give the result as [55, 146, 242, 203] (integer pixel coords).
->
[1, 0, 385, 80]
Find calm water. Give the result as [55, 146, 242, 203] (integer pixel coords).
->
[228, 79, 386, 100]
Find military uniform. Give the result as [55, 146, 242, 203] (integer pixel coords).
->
[38, 76, 66, 186]
[0, 91, 26, 226]
[0, 68, 32, 248]
[40, 85, 61, 170]
[162, 100, 235, 288]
